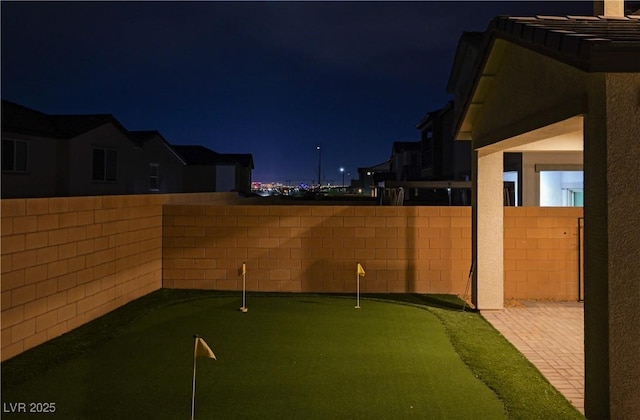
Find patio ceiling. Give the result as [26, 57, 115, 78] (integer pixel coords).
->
[477, 115, 584, 155]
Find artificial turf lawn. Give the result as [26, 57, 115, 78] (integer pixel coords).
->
[1, 291, 583, 419]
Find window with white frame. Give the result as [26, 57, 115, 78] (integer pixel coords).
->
[92, 147, 118, 181]
[149, 163, 159, 191]
[2, 139, 28, 172]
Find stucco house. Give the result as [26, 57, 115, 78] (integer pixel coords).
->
[129, 130, 186, 193]
[2, 100, 254, 197]
[171, 145, 254, 195]
[1, 99, 158, 197]
[447, 3, 640, 417]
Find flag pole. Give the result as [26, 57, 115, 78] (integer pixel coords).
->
[191, 335, 198, 420]
[240, 262, 248, 312]
[355, 270, 360, 308]
[355, 264, 361, 309]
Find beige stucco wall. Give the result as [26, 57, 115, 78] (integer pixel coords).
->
[584, 72, 640, 419]
[473, 151, 504, 309]
[604, 72, 640, 419]
[471, 40, 588, 148]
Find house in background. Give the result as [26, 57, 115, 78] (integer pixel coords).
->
[222, 153, 254, 195]
[389, 141, 421, 181]
[2, 99, 62, 198]
[1, 100, 254, 198]
[129, 130, 186, 193]
[1, 99, 148, 197]
[171, 145, 254, 195]
[353, 160, 392, 196]
[416, 101, 470, 182]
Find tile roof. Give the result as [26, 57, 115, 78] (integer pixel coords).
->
[490, 14, 640, 71]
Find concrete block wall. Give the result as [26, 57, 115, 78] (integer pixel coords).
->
[1, 192, 240, 361]
[163, 205, 473, 294]
[164, 205, 583, 300]
[2, 197, 582, 361]
[504, 207, 583, 300]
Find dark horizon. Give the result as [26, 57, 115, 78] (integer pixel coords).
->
[1, 1, 593, 185]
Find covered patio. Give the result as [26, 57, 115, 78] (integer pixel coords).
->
[450, 9, 640, 418]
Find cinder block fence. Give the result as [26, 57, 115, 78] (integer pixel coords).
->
[163, 205, 582, 300]
[1, 194, 582, 361]
[163, 205, 473, 294]
[0, 193, 240, 361]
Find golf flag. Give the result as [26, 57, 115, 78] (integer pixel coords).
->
[194, 336, 216, 359]
[357, 263, 365, 276]
[242, 262, 246, 276]
[192, 336, 216, 420]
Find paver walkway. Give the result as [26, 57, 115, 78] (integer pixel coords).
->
[482, 301, 584, 414]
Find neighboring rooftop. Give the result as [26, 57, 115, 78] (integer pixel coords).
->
[171, 145, 224, 166]
[415, 101, 454, 130]
[2, 99, 127, 139]
[171, 144, 253, 168]
[223, 153, 255, 170]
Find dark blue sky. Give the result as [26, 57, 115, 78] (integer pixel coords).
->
[2, 1, 592, 185]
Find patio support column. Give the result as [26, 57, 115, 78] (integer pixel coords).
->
[584, 73, 640, 419]
[472, 148, 504, 310]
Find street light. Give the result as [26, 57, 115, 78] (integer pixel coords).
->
[340, 167, 344, 187]
[316, 146, 322, 191]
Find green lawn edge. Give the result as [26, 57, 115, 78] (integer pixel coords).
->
[2, 290, 584, 419]
[366, 294, 584, 420]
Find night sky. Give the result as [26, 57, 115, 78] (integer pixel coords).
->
[2, 1, 592, 185]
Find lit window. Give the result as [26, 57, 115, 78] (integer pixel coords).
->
[149, 163, 159, 191]
[2, 139, 28, 172]
[92, 147, 118, 181]
[539, 170, 583, 207]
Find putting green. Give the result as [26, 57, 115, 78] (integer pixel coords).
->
[2, 296, 506, 419]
